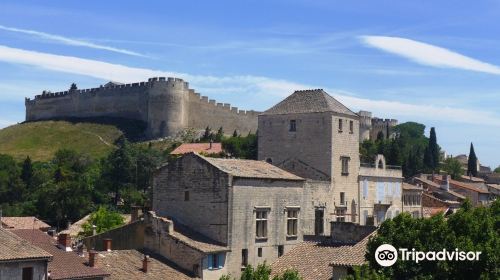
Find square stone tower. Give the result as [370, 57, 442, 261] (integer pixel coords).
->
[258, 89, 361, 223]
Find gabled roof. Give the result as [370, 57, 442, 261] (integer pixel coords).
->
[98, 250, 199, 280]
[271, 235, 370, 280]
[434, 178, 489, 194]
[1, 216, 51, 230]
[170, 143, 222, 155]
[12, 229, 109, 280]
[200, 154, 304, 181]
[262, 89, 357, 117]
[0, 228, 52, 262]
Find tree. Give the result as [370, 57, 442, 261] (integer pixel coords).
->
[219, 263, 302, 280]
[20, 156, 33, 188]
[495, 166, 500, 173]
[376, 131, 385, 141]
[428, 127, 439, 170]
[442, 157, 464, 179]
[467, 143, 478, 177]
[215, 127, 224, 142]
[343, 264, 390, 280]
[69, 83, 77, 91]
[365, 200, 500, 279]
[80, 206, 125, 236]
[222, 132, 258, 159]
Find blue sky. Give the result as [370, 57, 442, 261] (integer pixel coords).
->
[0, 0, 499, 168]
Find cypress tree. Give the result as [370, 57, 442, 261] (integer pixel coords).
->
[428, 127, 439, 169]
[21, 156, 33, 187]
[467, 142, 478, 177]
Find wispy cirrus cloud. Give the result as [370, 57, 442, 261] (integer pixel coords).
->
[360, 36, 500, 75]
[0, 44, 499, 127]
[0, 24, 147, 57]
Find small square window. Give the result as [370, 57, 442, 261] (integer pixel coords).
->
[289, 120, 296, 132]
[258, 247, 263, 257]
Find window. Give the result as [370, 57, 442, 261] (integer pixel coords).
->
[241, 249, 248, 267]
[336, 208, 346, 222]
[256, 210, 268, 239]
[207, 254, 224, 270]
[314, 209, 324, 235]
[338, 119, 343, 132]
[349, 120, 354, 134]
[286, 209, 299, 237]
[22, 267, 33, 280]
[289, 120, 296, 132]
[363, 179, 368, 200]
[184, 191, 190, 201]
[341, 157, 350, 175]
[340, 192, 346, 205]
[278, 245, 284, 257]
[258, 247, 263, 257]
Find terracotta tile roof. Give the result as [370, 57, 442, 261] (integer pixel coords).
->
[170, 223, 229, 253]
[98, 250, 199, 280]
[171, 143, 223, 155]
[271, 236, 369, 280]
[0, 228, 52, 262]
[60, 214, 131, 237]
[402, 183, 422, 191]
[487, 184, 500, 191]
[460, 175, 485, 182]
[413, 177, 440, 189]
[434, 178, 489, 194]
[12, 229, 109, 280]
[422, 207, 448, 218]
[262, 89, 357, 117]
[200, 154, 304, 181]
[1, 216, 51, 230]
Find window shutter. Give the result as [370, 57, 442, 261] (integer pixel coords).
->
[363, 180, 368, 199]
[218, 254, 224, 269]
[207, 254, 213, 269]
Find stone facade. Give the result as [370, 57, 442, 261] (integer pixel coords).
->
[358, 155, 403, 225]
[358, 110, 398, 141]
[0, 260, 48, 280]
[25, 77, 258, 139]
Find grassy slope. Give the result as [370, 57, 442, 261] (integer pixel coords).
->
[0, 121, 123, 161]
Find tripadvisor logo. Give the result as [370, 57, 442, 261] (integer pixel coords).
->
[375, 244, 481, 267]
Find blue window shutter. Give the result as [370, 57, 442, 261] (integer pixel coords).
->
[363, 180, 368, 199]
[208, 254, 213, 269]
[218, 253, 224, 269]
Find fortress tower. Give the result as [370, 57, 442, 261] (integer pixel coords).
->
[25, 77, 259, 139]
[358, 110, 372, 142]
[357, 111, 398, 142]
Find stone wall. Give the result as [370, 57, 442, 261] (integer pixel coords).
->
[82, 220, 145, 251]
[152, 153, 230, 244]
[25, 77, 259, 139]
[0, 260, 48, 280]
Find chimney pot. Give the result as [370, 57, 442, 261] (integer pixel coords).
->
[103, 238, 112, 251]
[57, 233, 72, 251]
[89, 250, 97, 267]
[142, 255, 149, 273]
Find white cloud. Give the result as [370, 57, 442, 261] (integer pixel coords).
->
[0, 44, 498, 127]
[0, 25, 147, 57]
[361, 36, 500, 75]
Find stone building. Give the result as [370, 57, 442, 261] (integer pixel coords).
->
[358, 111, 398, 142]
[258, 89, 361, 225]
[0, 228, 52, 280]
[25, 77, 258, 139]
[402, 183, 423, 218]
[358, 155, 403, 225]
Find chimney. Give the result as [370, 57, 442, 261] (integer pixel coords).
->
[103, 238, 112, 251]
[142, 255, 149, 273]
[57, 233, 72, 251]
[131, 206, 141, 222]
[441, 174, 450, 191]
[89, 250, 97, 267]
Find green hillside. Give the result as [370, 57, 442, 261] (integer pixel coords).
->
[0, 121, 123, 161]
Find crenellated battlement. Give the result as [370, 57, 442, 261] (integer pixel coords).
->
[25, 77, 259, 139]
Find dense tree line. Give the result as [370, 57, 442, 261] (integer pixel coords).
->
[360, 122, 441, 178]
[0, 135, 163, 229]
[359, 199, 500, 280]
[197, 126, 258, 159]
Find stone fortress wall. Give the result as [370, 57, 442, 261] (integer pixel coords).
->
[25, 77, 259, 139]
[358, 110, 398, 142]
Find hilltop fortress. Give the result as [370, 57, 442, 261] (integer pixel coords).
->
[25, 77, 396, 141]
[25, 77, 259, 139]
